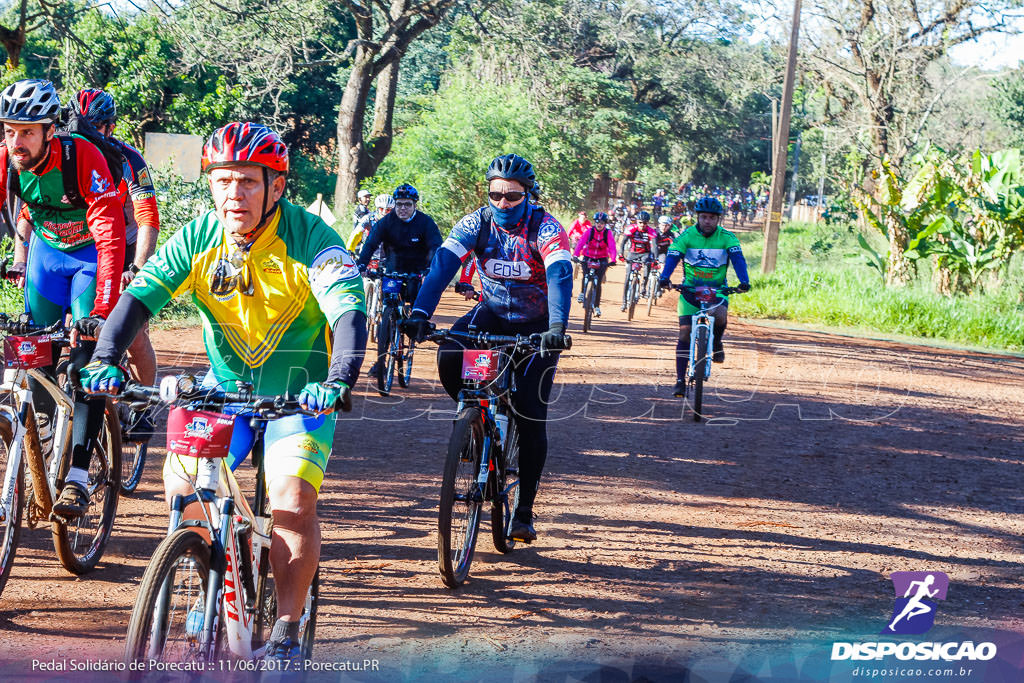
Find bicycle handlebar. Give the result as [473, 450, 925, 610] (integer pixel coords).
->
[120, 378, 310, 417]
[671, 284, 743, 296]
[424, 328, 572, 351]
[0, 314, 69, 340]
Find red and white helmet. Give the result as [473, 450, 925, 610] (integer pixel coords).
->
[202, 122, 288, 174]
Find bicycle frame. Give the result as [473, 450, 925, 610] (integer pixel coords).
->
[0, 365, 74, 526]
[454, 345, 519, 506]
[153, 435, 274, 661]
[687, 296, 728, 382]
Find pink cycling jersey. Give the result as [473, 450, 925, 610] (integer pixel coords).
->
[573, 226, 617, 260]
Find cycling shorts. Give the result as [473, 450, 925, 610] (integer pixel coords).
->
[163, 373, 335, 493]
[25, 235, 97, 325]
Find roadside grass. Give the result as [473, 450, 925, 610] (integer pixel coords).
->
[732, 222, 1024, 353]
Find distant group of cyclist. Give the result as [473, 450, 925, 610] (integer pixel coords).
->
[0, 74, 750, 669]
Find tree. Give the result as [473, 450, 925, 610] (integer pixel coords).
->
[803, 0, 1022, 285]
[989, 68, 1024, 148]
[333, 0, 465, 213]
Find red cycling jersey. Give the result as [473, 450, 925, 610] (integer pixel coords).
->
[1, 138, 126, 317]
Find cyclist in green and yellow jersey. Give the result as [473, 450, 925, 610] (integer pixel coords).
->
[659, 196, 750, 397]
[79, 122, 367, 664]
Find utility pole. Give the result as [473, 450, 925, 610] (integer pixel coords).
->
[761, 0, 802, 274]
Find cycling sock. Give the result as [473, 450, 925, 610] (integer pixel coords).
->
[271, 618, 300, 643]
[675, 337, 689, 380]
[66, 466, 89, 487]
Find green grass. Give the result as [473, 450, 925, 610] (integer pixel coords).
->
[732, 223, 1024, 353]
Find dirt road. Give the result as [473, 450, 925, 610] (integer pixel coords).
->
[2, 265, 1023, 681]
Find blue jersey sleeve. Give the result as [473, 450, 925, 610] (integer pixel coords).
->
[411, 210, 480, 317]
[728, 246, 749, 284]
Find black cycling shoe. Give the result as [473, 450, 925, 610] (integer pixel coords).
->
[712, 340, 725, 364]
[672, 379, 688, 397]
[508, 518, 536, 543]
[367, 361, 381, 378]
[52, 481, 89, 518]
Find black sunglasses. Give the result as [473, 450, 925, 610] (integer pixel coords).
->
[488, 191, 527, 203]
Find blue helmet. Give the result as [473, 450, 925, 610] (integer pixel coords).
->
[393, 184, 419, 202]
[593, 211, 609, 222]
[694, 196, 724, 215]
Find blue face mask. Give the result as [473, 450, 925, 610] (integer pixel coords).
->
[489, 200, 528, 228]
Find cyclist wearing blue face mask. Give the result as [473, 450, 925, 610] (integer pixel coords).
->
[403, 153, 572, 543]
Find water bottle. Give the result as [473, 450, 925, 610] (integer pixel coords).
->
[494, 411, 509, 446]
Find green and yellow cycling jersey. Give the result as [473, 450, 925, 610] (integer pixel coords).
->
[666, 225, 742, 288]
[127, 199, 366, 395]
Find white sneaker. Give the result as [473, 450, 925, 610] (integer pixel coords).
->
[576, 293, 584, 304]
[594, 307, 602, 317]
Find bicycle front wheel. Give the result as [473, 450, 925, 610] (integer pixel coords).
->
[376, 306, 398, 396]
[647, 275, 657, 316]
[0, 408, 23, 598]
[399, 337, 415, 388]
[582, 278, 594, 333]
[53, 398, 121, 574]
[491, 416, 520, 554]
[627, 274, 638, 321]
[124, 528, 218, 666]
[438, 407, 483, 588]
[691, 326, 709, 422]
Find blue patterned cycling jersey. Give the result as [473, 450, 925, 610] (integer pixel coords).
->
[417, 206, 572, 324]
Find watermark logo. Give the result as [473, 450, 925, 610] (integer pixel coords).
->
[884, 571, 948, 635]
[184, 417, 213, 440]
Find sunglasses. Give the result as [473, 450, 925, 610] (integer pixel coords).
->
[209, 246, 254, 296]
[487, 191, 527, 203]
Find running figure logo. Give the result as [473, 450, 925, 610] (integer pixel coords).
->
[883, 571, 949, 635]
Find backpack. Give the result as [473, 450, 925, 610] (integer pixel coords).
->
[8, 107, 125, 212]
[474, 205, 545, 261]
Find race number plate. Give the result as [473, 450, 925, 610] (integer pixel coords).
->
[166, 407, 235, 459]
[461, 350, 499, 382]
[3, 336, 52, 369]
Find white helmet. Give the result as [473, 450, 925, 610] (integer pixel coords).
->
[0, 79, 61, 124]
[374, 193, 395, 210]
[658, 215, 672, 225]
[357, 189, 372, 199]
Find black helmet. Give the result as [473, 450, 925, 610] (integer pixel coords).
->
[694, 196, 724, 215]
[392, 184, 420, 202]
[486, 153, 535, 190]
[71, 88, 117, 126]
[593, 211, 609, 222]
[637, 210, 651, 222]
[0, 79, 61, 124]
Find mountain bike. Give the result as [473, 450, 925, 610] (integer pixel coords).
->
[424, 328, 571, 588]
[576, 257, 604, 333]
[623, 256, 653, 321]
[375, 271, 422, 396]
[672, 284, 741, 423]
[0, 316, 121, 597]
[646, 258, 663, 316]
[122, 377, 319, 666]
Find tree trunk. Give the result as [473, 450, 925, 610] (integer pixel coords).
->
[363, 58, 400, 178]
[885, 212, 912, 286]
[333, 51, 376, 217]
[932, 255, 952, 296]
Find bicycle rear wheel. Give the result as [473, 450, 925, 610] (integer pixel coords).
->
[647, 274, 657, 316]
[0, 408, 23, 598]
[438, 407, 483, 588]
[118, 403, 148, 495]
[124, 528, 218, 666]
[491, 416, 520, 554]
[254, 566, 319, 659]
[691, 326, 708, 422]
[53, 399, 122, 574]
[398, 329, 414, 389]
